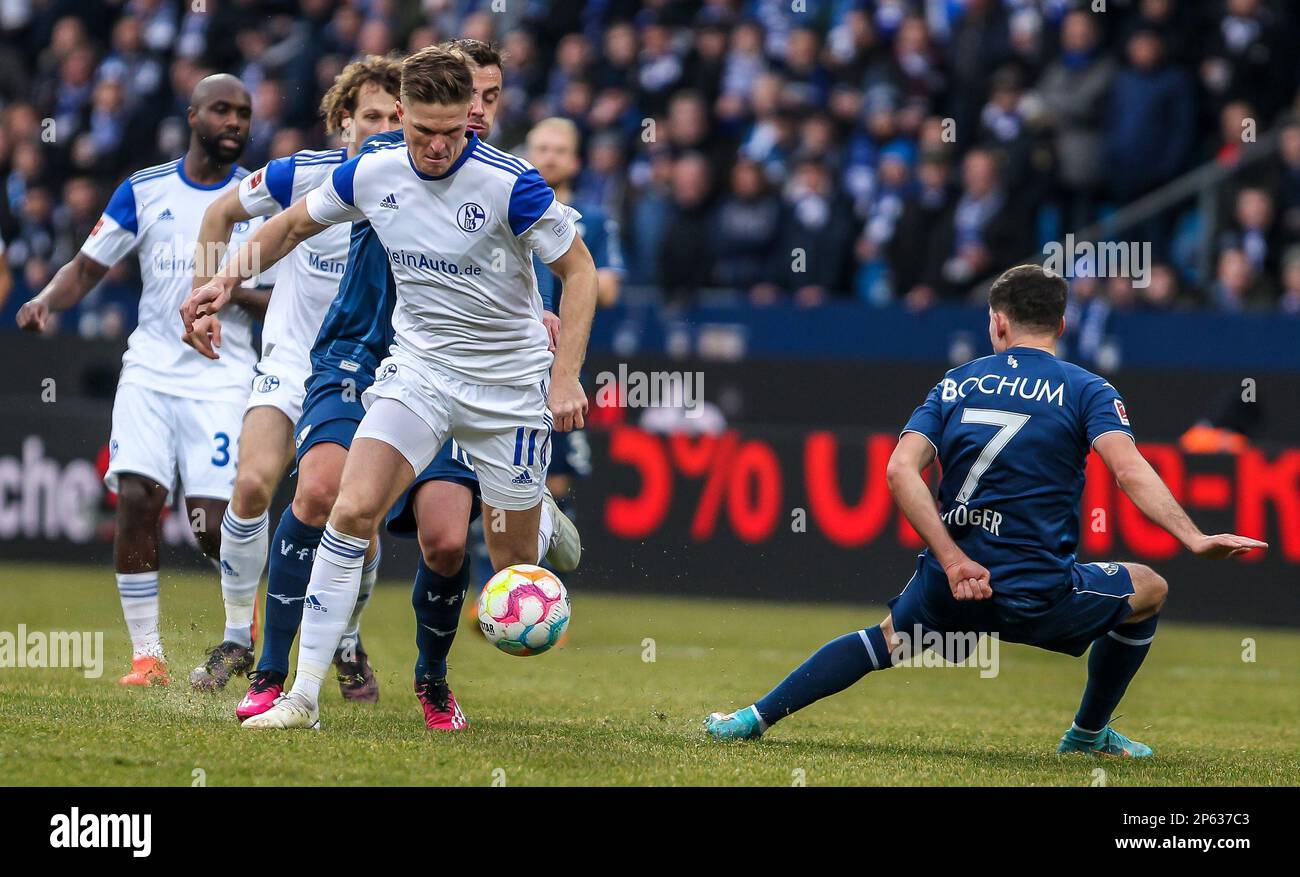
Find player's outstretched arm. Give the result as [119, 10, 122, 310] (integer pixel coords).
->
[192, 188, 254, 291]
[188, 188, 271, 326]
[1094, 432, 1268, 559]
[546, 235, 598, 432]
[886, 432, 992, 600]
[181, 199, 328, 331]
[16, 252, 109, 333]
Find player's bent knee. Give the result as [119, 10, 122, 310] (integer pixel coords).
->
[328, 494, 382, 538]
[232, 470, 274, 516]
[418, 532, 467, 577]
[292, 478, 338, 528]
[116, 477, 163, 514]
[1124, 563, 1168, 615]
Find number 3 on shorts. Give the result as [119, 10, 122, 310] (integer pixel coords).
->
[212, 431, 231, 467]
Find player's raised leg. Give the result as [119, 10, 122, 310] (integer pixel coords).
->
[1058, 563, 1168, 758]
[112, 474, 170, 685]
[192, 405, 294, 691]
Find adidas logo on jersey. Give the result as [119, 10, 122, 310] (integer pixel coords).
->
[157, 208, 174, 221]
[511, 469, 533, 485]
[380, 193, 399, 209]
[305, 595, 328, 612]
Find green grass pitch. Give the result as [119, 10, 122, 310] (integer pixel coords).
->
[1, 562, 1296, 786]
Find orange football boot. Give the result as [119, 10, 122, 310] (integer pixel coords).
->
[118, 656, 170, 686]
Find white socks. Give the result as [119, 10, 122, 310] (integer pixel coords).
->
[536, 500, 554, 564]
[220, 508, 268, 647]
[339, 544, 380, 657]
[116, 572, 162, 659]
[290, 524, 367, 704]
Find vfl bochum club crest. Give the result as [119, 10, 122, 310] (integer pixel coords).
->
[457, 202, 486, 232]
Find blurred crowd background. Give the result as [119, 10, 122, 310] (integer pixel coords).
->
[2, 0, 1300, 341]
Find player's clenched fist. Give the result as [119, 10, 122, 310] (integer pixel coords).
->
[944, 557, 992, 601]
[547, 375, 587, 433]
[180, 277, 234, 333]
[16, 298, 50, 333]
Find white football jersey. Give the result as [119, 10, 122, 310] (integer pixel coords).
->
[81, 158, 265, 403]
[238, 148, 351, 378]
[305, 133, 579, 386]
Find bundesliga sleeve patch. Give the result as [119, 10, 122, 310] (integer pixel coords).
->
[1113, 399, 1130, 426]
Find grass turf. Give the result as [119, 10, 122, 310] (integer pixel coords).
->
[0, 562, 1296, 786]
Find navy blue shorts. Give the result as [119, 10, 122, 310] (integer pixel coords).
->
[294, 366, 369, 463]
[888, 554, 1135, 658]
[385, 440, 480, 537]
[547, 428, 592, 479]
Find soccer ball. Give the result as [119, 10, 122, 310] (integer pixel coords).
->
[476, 564, 570, 656]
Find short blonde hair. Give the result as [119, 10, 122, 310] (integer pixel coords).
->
[400, 45, 473, 106]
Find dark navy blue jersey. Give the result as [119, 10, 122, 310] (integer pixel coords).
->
[532, 198, 624, 311]
[307, 130, 404, 377]
[901, 347, 1135, 592]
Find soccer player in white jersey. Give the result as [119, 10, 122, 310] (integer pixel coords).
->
[15, 75, 267, 686]
[182, 56, 404, 693]
[185, 46, 598, 730]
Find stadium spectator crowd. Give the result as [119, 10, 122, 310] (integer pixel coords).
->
[2, 0, 1300, 338]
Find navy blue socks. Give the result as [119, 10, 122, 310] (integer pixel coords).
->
[1073, 614, 1160, 733]
[754, 625, 894, 726]
[258, 507, 322, 675]
[412, 556, 471, 680]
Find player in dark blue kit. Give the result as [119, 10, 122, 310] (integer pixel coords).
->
[706, 265, 1267, 756]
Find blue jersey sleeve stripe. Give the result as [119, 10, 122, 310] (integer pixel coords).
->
[508, 169, 555, 236]
[479, 143, 527, 173]
[103, 178, 138, 234]
[265, 156, 296, 210]
[470, 152, 523, 178]
[128, 159, 180, 184]
[330, 155, 362, 207]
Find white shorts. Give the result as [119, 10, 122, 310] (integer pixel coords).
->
[106, 383, 244, 503]
[358, 352, 551, 511]
[245, 345, 309, 422]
